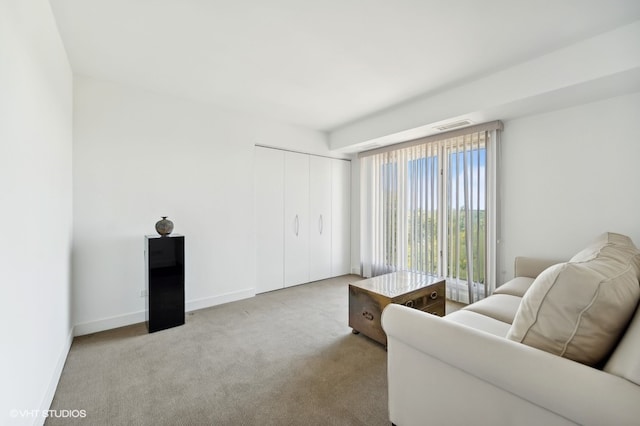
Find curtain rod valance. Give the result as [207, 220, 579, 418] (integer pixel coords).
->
[357, 120, 503, 158]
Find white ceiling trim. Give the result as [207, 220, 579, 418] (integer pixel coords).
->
[329, 21, 640, 152]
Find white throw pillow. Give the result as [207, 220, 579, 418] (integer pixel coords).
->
[507, 233, 640, 366]
[570, 232, 640, 279]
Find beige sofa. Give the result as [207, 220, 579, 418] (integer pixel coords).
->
[382, 233, 640, 426]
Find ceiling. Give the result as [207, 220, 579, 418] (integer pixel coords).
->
[50, 0, 640, 132]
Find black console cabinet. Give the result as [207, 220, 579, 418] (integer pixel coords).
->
[145, 234, 185, 333]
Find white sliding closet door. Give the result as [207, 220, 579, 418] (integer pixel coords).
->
[284, 151, 310, 287]
[331, 159, 351, 276]
[309, 156, 332, 282]
[255, 147, 284, 293]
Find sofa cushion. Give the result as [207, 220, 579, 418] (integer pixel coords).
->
[507, 233, 640, 366]
[514, 257, 562, 279]
[445, 310, 512, 337]
[493, 277, 535, 298]
[604, 303, 640, 385]
[463, 294, 522, 325]
[570, 232, 640, 279]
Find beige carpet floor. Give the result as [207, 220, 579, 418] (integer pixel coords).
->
[47, 275, 388, 425]
[47, 275, 464, 425]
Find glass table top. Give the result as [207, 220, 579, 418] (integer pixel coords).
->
[350, 271, 444, 298]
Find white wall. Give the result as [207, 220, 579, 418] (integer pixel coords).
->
[72, 75, 332, 334]
[499, 92, 640, 281]
[0, 1, 73, 424]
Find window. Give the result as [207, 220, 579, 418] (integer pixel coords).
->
[360, 122, 501, 303]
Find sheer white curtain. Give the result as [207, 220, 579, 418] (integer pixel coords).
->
[360, 122, 501, 303]
[360, 144, 440, 278]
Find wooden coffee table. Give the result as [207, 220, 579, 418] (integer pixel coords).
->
[349, 272, 446, 346]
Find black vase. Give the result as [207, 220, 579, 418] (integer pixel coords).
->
[155, 216, 174, 236]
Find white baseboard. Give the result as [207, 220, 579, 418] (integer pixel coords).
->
[36, 327, 74, 425]
[185, 287, 255, 312]
[351, 266, 361, 275]
[74, 311, 146, 336]
[74, 288, 256, 336]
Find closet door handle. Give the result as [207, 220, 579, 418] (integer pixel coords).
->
[319, 214, 323, 235]
[294, 215, 299, 236]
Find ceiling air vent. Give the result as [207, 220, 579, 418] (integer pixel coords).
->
[434, 119, 473, 132]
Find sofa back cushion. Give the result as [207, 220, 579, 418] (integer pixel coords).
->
[507, 232, 640, 367]
[604, 303, 640, 385]
[493, 277, 535, 298]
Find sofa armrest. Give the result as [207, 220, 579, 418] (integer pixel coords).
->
[514, 256, 562, 278]
[382, 304, 640, 425]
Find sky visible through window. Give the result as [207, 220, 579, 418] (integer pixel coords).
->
[405, 147, 486, 209]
